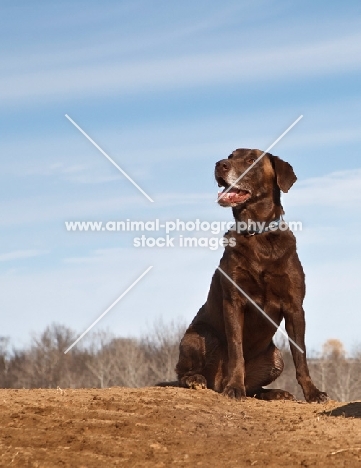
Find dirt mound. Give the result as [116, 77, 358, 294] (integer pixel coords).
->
[1, 387, 361, 467]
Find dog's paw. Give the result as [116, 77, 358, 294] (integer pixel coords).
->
[304, 388, 329, 403]
[222, 385, 246, 400]
[181, 374, 207, 390]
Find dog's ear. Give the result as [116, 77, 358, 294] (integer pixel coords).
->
[270, 155, 297, 193]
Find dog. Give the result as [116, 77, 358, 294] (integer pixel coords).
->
[175, 149, 328, 402]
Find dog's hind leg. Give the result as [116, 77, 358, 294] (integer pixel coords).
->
[176, 326, 207, 389]
[176, 325, 225, 392]
[245, 342, 295, 400]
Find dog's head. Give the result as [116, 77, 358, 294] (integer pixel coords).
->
[215, 148, 297, 208]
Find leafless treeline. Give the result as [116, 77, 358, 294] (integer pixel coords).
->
[0, 321, 184, 390]
[1, 324, 361, 401]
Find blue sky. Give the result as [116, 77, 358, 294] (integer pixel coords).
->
[1, 0, 361, 353]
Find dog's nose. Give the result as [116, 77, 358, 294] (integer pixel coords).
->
[215, 160, 231, 172]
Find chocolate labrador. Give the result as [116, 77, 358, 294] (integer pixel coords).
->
[175, 149, 327, 402]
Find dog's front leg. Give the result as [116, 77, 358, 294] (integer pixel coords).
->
[284, 307, 328, 403]
[222, 295, 247, 400]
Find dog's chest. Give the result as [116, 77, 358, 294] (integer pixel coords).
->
[223, 234, 295, 299]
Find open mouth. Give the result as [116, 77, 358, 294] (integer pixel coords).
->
[217, 180, 251, 205]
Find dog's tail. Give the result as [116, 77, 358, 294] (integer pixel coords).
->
[155, 381, 179, 387]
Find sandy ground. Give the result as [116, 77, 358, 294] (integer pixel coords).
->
[1, 387, 361, 467]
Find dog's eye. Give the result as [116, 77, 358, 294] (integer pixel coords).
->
[247, 158, 256, 164]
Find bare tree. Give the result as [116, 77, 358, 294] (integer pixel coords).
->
[10, 323, 92, 389]
[0, 337, 10, 387]
[83, 331, 149, 388]
[3, 321, 361, 399]
[309, 339, 361, 401]
[84, 319, 186, 388]
[142, 318, 186, 384]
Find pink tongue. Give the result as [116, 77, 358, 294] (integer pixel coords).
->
[218, 187, 238, 196]
[218, 188, 249, 203]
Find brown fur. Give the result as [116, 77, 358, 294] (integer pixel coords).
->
[175, 149, 328, 402]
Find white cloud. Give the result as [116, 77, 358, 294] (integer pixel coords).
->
[0, 194, 142, 227]
[287, 168, 361, 209]
[2, 32, 361, 104]
[1, 3, 254, 73]
[0, 250, 49, 262]
[282, 127, 361, 149]
[64, 173, 122, 184]
[293, 225, 361, 248]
